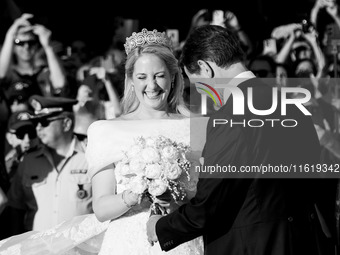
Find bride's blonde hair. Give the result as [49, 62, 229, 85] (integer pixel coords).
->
[121, 44, 190, 117]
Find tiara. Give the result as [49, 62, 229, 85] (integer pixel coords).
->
[124, 28, 172, 55]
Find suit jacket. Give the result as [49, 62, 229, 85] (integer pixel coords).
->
[156, 78, 332, 255]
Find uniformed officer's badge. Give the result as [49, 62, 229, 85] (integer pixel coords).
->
[77, 184, 87, 199]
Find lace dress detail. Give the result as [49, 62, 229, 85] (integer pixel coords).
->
[0, 214, 109, 255]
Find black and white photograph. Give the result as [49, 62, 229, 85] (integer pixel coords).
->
[0, 0, 340, 254]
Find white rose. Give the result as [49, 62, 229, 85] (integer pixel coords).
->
[156, 136, 172, 147]
[129, 176, 148, 194]
[141, 147, 160, 164]
[145, 137, 156, 147]
[164, 163, 182, 180]
[148, 179, 168, 197]
[120, 164, 131, 176]
[116, 162, 131, 176]
[145, 164, 162, 179]
[135, 137, 146, 148]
[120, 153, 129, 164]
[161, 146, 178, 162]
[127, 145, 142, 159]
[117, 176, 130, 185]
[115, 162, 132, 185]
[129, 157, 146, 175]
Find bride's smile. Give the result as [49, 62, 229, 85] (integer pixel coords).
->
[132, 54, 171, 111]
[144, 89, 165, 100]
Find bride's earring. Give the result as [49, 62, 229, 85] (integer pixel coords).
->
[131, 85, 135, 91]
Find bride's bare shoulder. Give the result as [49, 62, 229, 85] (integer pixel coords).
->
[87, 119, 119, 135]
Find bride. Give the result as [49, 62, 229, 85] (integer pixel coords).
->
[0, 28, 207, 255]
[86, 29, 207, 255]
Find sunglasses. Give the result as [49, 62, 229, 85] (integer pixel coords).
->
[37, 117, 65, 128]
[12, 126, 37, 140]
[14, 39, 37, 48]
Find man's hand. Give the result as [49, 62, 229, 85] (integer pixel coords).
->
[76, 85, 93, 107]
[225, 11, 241, 31]
[89, 67, 106, 80]
[7, 13, 33, 39]
[32, 24, 52, 49]
[191, 9, 208, 26]
[146, 215, 163, 246]
[302, 30, 318, 44]
[326, 1, 339, 18]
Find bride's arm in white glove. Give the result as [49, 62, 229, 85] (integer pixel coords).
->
[92, 167, 139, 222]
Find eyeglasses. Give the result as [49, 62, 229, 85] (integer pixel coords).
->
[14, 39, 37, 48]
[11, 126, 37, 140]
[37, 117, 65, 128]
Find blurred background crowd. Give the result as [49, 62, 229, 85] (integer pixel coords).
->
[2, 0, 340, 246]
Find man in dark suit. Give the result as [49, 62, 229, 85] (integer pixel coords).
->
[146, 25, 334, 254]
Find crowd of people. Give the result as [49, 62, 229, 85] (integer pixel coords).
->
[1, 1, 340, 254]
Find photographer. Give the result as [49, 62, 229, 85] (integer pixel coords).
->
[274, 21, 326, 82]
[73, 53, 123, 135]
[0, 13, 67, 112]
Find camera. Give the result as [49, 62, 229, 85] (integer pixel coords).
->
[301, 19, 314, 34]
[292, 19, 315, 40]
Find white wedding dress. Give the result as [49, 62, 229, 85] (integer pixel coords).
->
[0, 117, 208, 255]
[97, 190, 203, 255]
[86, 117, 207, 255]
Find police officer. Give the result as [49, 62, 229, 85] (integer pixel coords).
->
[6, 95, 92, 232]
[5, 110, 39, 181]
[0, 110, 40, 239]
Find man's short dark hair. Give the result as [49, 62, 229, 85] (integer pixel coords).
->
[179, 25, 245, 74]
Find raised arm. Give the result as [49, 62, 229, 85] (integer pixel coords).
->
[0, 13, 32, 78]
[190, 9, 208, 32]
[324, 0, 340, 32]
[310, 0, 326, 26]
[224, 11, 253, 56]
[89, 66, 122, 118]
[32, 24, 66, 90]
[275, 31, 296, 64]
[302, 30, 326, 78]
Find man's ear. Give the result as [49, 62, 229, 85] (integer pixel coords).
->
[197, 60, 214, 78]
[63, 118, 73, 132]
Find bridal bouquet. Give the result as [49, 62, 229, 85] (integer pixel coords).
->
[115, 135, 193, 215]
